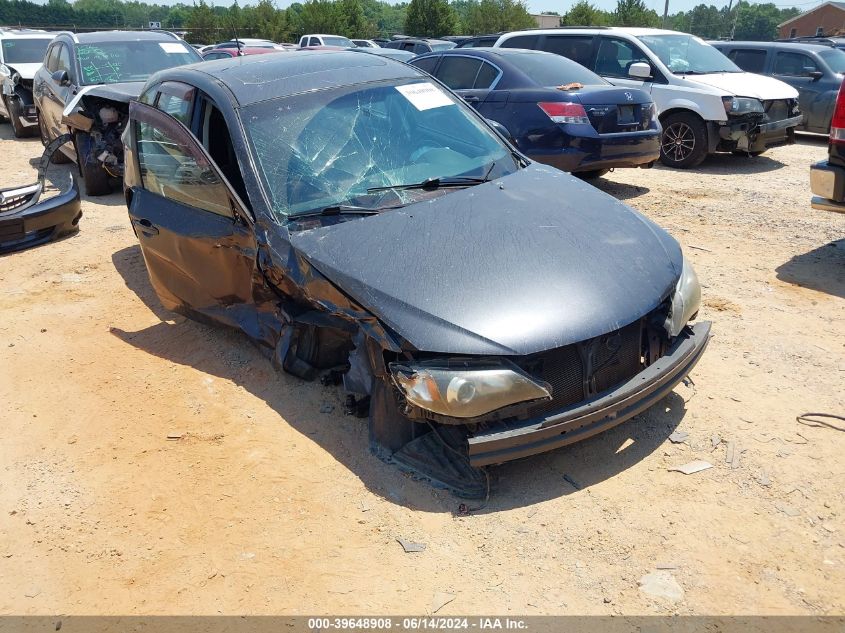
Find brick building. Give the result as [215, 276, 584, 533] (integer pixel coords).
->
[778, 2, 845, 39]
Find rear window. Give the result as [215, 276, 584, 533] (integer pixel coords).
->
[501, 34, 539, 49]
[728, 48, 767, 74]
[430, 42, 457, 51]
[505, 51, 606, 87]
[322, 36, 354, 47]
[541, 35, 595, 66]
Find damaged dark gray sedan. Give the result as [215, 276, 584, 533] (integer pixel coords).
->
[123, 51, 710, 497]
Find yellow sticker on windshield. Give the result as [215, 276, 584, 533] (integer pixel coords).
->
[395, 82, 454, 111]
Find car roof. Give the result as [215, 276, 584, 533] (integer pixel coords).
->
[711, 40, 832, 53]
[500, 27, 684, 38]
[0, 31, 54, 39]
[71, 30, 182, 43]
[174, 50, 422, 107]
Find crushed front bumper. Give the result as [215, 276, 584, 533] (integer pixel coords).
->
[0, 134, 82, 254]
[467, 321, 711, 466]
[810, 160, 845, 212]
[0, 175, 81, 254]
[717, 114, 802, 152]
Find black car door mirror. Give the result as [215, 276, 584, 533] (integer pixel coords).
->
[806, 68, 823, 80]
[51, 69, 69, 86]
[486, 119, 515, 146]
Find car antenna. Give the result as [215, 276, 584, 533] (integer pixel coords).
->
[229, 19, 243, 56]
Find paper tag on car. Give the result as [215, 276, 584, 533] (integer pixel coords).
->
[159, 42, 189, 54]
[395, 83, 453, 111]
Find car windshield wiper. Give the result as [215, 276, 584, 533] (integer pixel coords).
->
[366, 163, 496, 193]
[289, 204, 402, 220]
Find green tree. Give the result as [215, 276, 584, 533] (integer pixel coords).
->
[337, 0, 375, 37]
[731, 1, 798, 40]
[186, 0, 219, 43]
[612, 0, 659, 26]
[561, 0, 610, 26]
[404, 0, 455, 36]
[464, 0, 534, 34]
[300, 0, 343, 33]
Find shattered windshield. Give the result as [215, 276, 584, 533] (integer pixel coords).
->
[242, 78, 518, 220]
[1, 38, 51, 64]
[76, 41, 201, 85]
[637, 34, 741, 74]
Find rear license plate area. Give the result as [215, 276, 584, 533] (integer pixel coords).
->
[617, 105, 636, 125]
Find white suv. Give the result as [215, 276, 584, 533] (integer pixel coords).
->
[493, 28, 803, 168]
[0, 29, 54, 138]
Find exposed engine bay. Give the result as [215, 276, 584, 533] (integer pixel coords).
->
[63, 95, 129, 179]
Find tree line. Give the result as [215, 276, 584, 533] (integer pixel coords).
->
[0, 0, 800, 43]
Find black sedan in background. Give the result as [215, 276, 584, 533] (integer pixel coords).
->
[411, 48, 661, 179]
[123, 51, 708, 496]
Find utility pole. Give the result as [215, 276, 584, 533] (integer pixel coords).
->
[663, 0, 670, 26]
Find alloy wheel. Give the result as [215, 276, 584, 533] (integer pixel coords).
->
[662, 122, 695, 163]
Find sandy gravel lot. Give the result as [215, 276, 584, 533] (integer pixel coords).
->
[0, 126, 843, 616]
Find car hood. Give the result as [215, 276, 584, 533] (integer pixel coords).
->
[5, 63, 42, 80]
[62, 81, 144, 117]
[290, 164, 682, 356]
[683, 72, 799, 100]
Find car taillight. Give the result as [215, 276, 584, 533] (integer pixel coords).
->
[538, 101, 590, 125]
[830, 79, 845, 144]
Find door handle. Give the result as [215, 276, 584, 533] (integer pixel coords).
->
[132, 218, 159, 236]
[462, 95, 480, 103]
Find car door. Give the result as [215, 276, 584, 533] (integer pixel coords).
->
[41, 42, 75, 138]
[126, 99, 257, 314]
[773, 50, 824, 130]
[434, 55, 487, 104]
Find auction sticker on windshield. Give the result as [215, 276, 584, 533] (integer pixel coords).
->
[395, 82, 453, 111]
[159, 42, 189, 54]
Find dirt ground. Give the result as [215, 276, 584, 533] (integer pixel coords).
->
[0, 125, 843, 617]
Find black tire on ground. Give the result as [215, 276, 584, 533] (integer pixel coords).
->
[38, 110, 71, 163]
[575, 168, 610, 180]
[659, 112, 708, 169]
[5, 97, 37, 138]
[75, 131, 112, 196]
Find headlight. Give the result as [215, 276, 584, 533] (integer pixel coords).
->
[722, 96, 764, 114]
[390, 361, 551, 419]
[664, 254, 701, 338]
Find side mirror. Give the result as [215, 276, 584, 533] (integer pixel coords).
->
[51, 69, 69, 86]
[486, 119, 516, 146]
[806, 68, 823, 80]
[628, 62, 652, 80]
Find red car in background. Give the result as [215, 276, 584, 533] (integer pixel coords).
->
[201, 47, 281, 61]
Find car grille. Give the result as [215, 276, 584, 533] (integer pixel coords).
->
[516, 319, 645, 417]
[0, 218, 25, 242]
[763, 99, 796, 122]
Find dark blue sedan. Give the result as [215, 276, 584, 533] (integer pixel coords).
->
[410, 48, 661, 178]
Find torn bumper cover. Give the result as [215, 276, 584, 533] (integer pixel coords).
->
[716, 113, 802, 153]
[466, 321, 711, 467]
[0, 134, 82, 254]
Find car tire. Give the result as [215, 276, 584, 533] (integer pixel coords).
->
[5, 96, 36, 138]
[575, 169, 610, 180]
[659, 112, 708, 169]
[38, 110, 71, 163]
[75, 131, 112, 196]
